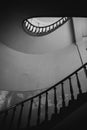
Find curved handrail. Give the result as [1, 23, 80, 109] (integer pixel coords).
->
[22, 17, 71, 36]
[0, 62, 87, 115]
[24, 17, 66, 28]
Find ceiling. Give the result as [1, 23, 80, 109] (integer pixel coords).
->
[0, 1, 87, 18]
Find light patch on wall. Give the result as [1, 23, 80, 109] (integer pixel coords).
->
[0, 91, 9, 110]
[17, 93, 24, 99]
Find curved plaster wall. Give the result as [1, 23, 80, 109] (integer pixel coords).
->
[0, 13, 87, 91]
[0, 42, 81, 91]
[73, 17, 87, 42]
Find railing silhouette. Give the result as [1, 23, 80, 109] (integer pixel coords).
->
[0, 62, 87, 130]
[22, 17, 71, 36]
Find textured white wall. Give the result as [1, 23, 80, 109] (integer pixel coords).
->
[73, 18, 87, 42]
[0, 42, 81, 91]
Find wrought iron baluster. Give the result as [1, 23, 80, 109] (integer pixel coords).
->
[57, 21, 59, 26]
[50, 25, 53, 30]
[62, 17, 64, 21]
[54, 23, 57, 28]
[58, 20, 61, 27]
[34, 27, 37, 33]
[76, 72, 82, 94]
[31, 26, 33, 32]
[29, 25, 33, 31]
[54, 86, 57, 114]
[9, 106, 16, 130]
[32, 26, 35, 32]
[44, 27, 46, 32]
[41, 27, 44, 33]
[46, 26, 50, 32]
[61, 82, 65, 107]
[43, 27, 46, 32]
[25, 20, 28, 27]
[17, 103, 24, 129]
[48, 26, 50, 31]
[45, 91, 48, 121]
[83, 65, 87, 77]
[38, 27, 40, 33]
[27, 99, 33, 128]
[27, 23, 30, 30]
[39, 28, 42, 33]
[36, 27, 39, 33]
[61, 18, 64, 23]
[69, 77, 74, 100]
[37, 95, 41, 125]
[60, 19, 63, 24]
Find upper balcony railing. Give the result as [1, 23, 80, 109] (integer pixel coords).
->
[22, 17, 71, 36]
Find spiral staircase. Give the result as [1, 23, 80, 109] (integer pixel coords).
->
[0, 62, 87, 130]
[0, 17, 87, 130]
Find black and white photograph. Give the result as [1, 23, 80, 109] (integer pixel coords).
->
[0, 1, 87, 130]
